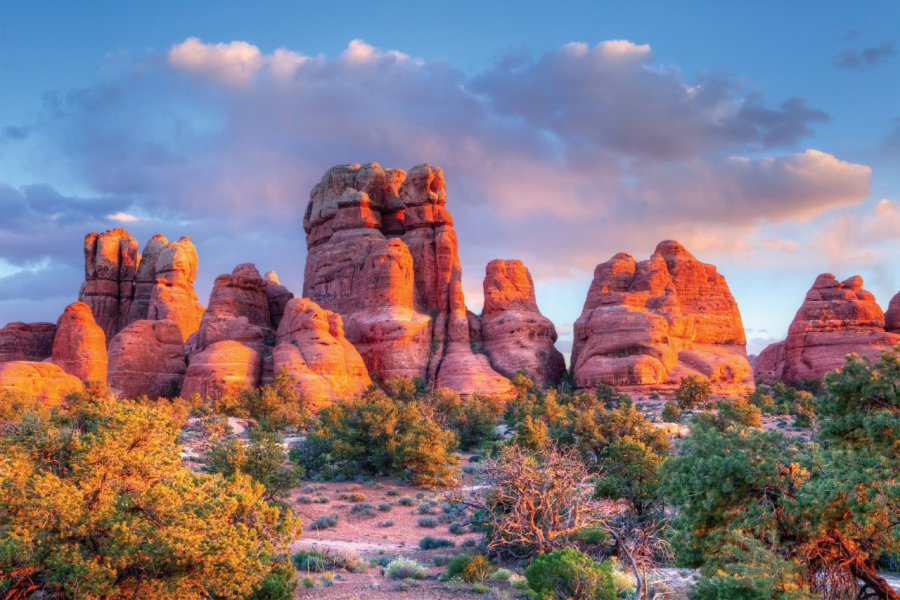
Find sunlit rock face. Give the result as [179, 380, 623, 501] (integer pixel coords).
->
[141, 236, 205, 342]
[303, 162, 512, 397]
[108, 320, 187, 399]
[755, 274, 900, 384]
[886, 291, 900, 334]
[181, 340, 262, 400]
[51, 301, 108, 384]
[572, 241, 752, 393]
[0, 322, 57, 363]
[0, 361, 83, 405]
[80, 228, 140, 341]
[273, 297, 372, 410]
[479, 259, 566, 387]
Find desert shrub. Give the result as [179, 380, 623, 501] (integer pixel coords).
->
[292, 550, 331, 573]
[310, 515, 338, 530]
[384, 557, 427, 580]
[675, 375, 712, 409]
[0, 395, 300, 599]
[418, 501, 437, 514]
[515, 414, 550, 450]
[524, 548, 616, 600]
[445, 553, 493, 583]
[418, 517, 439, 528]
[248, 558, 298, 600]
[419, 536, 455, 550]
[378, 520, 395, 528]
[235, 370, 313, 431]
[398, 496, 415, 506]
[424, 388, 505, 450]
[572, 526, 609, 546]
[716, 398, 762, 427]
[490, 568, 512, 582]
[378, 502, 392, 512]
[294, 388, 459, 487]
[661, 401, 682, 422]
[448, 522, 467, 535]
[204, 428, 304, 501]
[594, 437, 665, 517]
[350, 502, 376, 518]
[386, 488, 400, 496]
[338, 492, 367, 502]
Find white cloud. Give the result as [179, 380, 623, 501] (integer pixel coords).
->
[168, 37, 308, 86]
[107, 211, 139, 223]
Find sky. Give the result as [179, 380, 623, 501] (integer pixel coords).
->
[0, 0, 898, 357]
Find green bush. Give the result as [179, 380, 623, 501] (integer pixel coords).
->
[524, 548, 616, 600]
[675, 376, 712, 409]
[384, 557, 427, 580]
[419, 536, 455, 550]
[445, 553, 492, 583]
[249, 558, 298, 600]
[572, 526, 609, 546]
[418, 517, 439, 528]
[292, 550, 331, 573]
[661, 401, 682, 422]
[204, 428, 304, 501]
[398, 496, 415, 506]
[716, 399, 762, 427]
[310, 515, 338, 530]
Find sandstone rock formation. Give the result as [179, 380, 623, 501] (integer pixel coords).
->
[480, 259, 566, 387]
[108, 320, 187, 399]
[139, 236, 205, 341]
[51, 302, 107, 383]
[571, 241, 752, 391]
[886, 291, 900, 334]
[0, 361, 83, 404]
[303, 162, 512, 396]
[0, 322, 56, 363]
[181, 340, 261, 400]
[755, 274, 900, 384]
[273, 298, 371, 408]
[753, 341, 786, 384]
[265, 271, 294, 329]
[80, 228, 140, 340]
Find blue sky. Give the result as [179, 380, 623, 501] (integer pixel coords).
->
[1, 0, 898, 356]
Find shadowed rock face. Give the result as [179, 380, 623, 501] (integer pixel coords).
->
[480, 259, 566, 387]
[572, 241, 752, 392]
[755, 275, 900, 384]
[80, 228, 140, 341]
[51, 301, 107, 383]
[0, 322, 57, 363]
[303, 162, 512, 397]
[0, 361, 83, 405]
[886, 291, 900, 334]
[108, 320, 187, 399]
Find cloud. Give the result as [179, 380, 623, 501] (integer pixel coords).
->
[834, 43, 896, 69]
[1, 37, 885, 327]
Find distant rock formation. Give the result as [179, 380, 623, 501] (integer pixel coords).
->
[754, 275, 900, 384]
[141, 236, 205, 341]
[303, 162, 512, 396]
[273, 298, 372, 409]
[480, 259, 566, 387]
[108, 320, 187, 399]
[572, 241, 752, 392]
[0, 361, 83, 404]
[753, 341, 786, 384]
[80, 228, 140, 340]
[886, 291, 900, 334]
[51, 302, 107, 383]
[0, 322, 56, 363]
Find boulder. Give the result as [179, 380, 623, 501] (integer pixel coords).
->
[181, 340, 261, 400]
[0, 322, 57, 362]
[571, 241, 752, 393]
[886, 291, 900, 334]
[303, 162, 510, 396]
[779, 274, 900, 383]
[107, 320, 187, 399]
[273, 298, 371, 409]
[480, 259, 566, 387]
[79, 228, 140, 340]
[0, 361, 83, 405]
[51, 302, 107, 383]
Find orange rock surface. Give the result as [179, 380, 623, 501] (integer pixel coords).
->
[181, 340, 261, 400]
[79, 228, 140, 340]
[886, 291, 900, 334]
[572, 241, 752, 392]
[480, 259, 566, 387]
[756, 274, 900, 384]
[0, 361, 83, 404]
[0, 322, 57, 363]
[107, 319, 187, 399]
[264, 271, 294, 329]
[144, 237, 205, 341]
[51, 302, 108, 383]
[273, 298, 371, 408]
[303, 162, 511, 396]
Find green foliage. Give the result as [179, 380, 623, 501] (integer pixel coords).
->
[514, 413, 550, 450]
[293, 387, 459, 487]
[445, 553, 493, 583]
[292, 550, 332, 573]
[384, 557, 426, 580]
[749, 382, 816, 423]
[675, 375, 712, 409]
[0, 395, 300, 599]
[661, 401, 682, 422]
[248, 558, 298, 600]
[419, 536, 455, 550]
[715, 399, 762, 428]
[572, 527, 610, 546]
[421, 388, 504, 450]
[524, 548, 616, 600]
[594, 437, 664, 517]
[204, 428, 304, 501]
[203, 370, 312, 431]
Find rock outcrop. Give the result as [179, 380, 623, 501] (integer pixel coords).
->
[51, 302, 107, 383]
[0, 361, 83, 404]
[141, 236, 205, 341]
[753, 341, 786, 384]
[303, 162, 512, 396]
[572, 241, 752, 392]
[265, 271, 294, 329]
[181, 340, 262, 400]
[480, 259, 566, 387]
[79, 228, 140, 340]
[886, 291, 900, 334]
[755, 274, 900, 384]
[108, 320, 187, 399]
[0, 322, 57, 363]
[272, 298, 371, 408]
